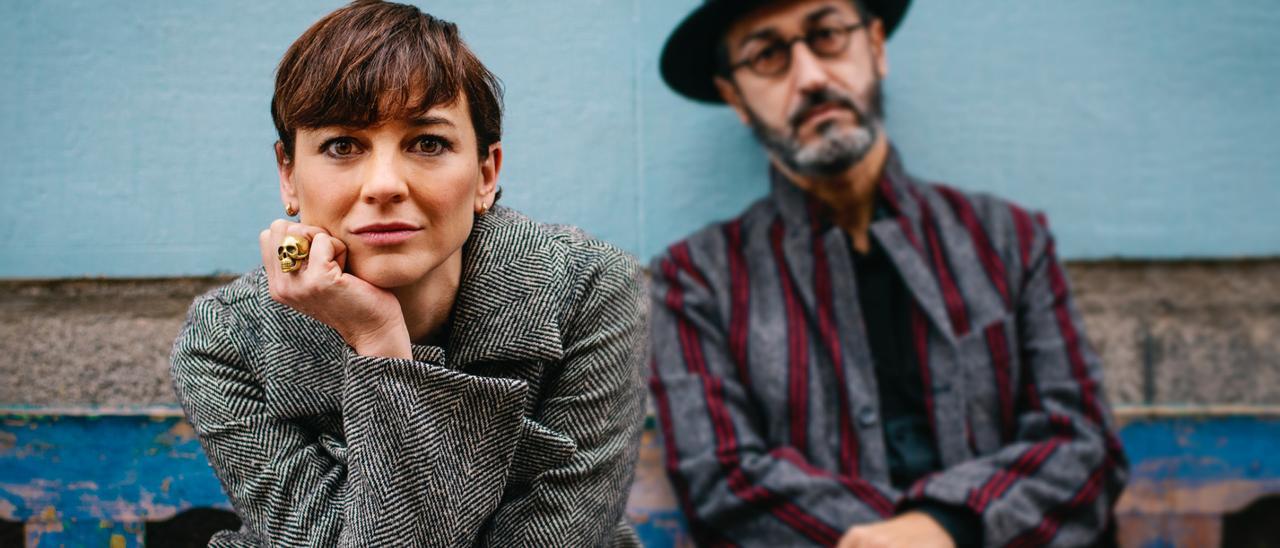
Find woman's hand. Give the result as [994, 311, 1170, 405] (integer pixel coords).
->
[259, 219, 412, 359]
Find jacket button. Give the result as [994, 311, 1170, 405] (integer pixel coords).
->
[857, 406, 878, 427]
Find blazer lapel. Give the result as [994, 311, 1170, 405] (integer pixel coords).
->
[770, 170, 825, 326]
[872, 155, 959, 344]
[769, 160, 958, 345]
[447, 207, 567, 369]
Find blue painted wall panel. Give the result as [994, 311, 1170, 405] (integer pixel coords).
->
[2, 0, 1277, 277]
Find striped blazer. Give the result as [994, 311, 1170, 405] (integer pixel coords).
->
[171, 206, 646, 547]
[649, 149, 1128, 547]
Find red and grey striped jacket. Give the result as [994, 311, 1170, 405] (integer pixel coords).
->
[648, 149, 1128, 547]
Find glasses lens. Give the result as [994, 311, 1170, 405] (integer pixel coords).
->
[751, 42, 790, 75]
[808, 26, 848, 56]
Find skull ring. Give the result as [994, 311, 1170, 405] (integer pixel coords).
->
[277, 235, 311, 273]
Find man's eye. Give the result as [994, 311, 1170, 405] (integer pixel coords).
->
[809, 27, 840, 47]
[756, 43, 784, 63]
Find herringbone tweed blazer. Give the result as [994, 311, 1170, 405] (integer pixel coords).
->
[171, 206, 646, 547]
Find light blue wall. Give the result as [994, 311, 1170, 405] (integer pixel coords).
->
[2, 1, 1278, 278]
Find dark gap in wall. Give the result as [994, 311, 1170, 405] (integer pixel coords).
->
[145, 507, 241, 547]
[1141, 324, 1157, 404]
[1222, 495, 1280, 548]
[0, 519, 22, 546]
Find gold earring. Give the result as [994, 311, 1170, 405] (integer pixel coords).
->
[478, 202, 489, 215]
[285, 204, 298, 217]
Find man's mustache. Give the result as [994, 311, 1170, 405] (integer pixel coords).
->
[787, 89, 864, 132]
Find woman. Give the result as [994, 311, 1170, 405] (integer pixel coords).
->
[170, 2, 645, 545]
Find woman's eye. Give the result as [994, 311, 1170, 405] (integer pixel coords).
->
[323, 139, 360, 158]
[412, 136, 449, 156]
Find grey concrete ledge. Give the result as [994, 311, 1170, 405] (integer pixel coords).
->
[1, 259, 1278, 407]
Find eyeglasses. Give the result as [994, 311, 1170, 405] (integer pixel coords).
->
[729, 22, 867, 77]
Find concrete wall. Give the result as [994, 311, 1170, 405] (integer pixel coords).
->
[2, 0, 1279, 279]
[3, 261, 1278, 407]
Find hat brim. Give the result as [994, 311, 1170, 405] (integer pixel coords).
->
[660, 0, 911, 104]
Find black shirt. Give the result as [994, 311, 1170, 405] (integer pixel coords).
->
[851, 210, 983, 547]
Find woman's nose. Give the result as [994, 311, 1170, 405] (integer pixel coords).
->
[359, 152, 408, 205]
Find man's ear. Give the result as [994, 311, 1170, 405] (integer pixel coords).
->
[275, 141, 298, 212]
[714, 75, 752, 126]
[868, 18, 889, 78]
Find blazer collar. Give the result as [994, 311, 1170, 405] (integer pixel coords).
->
[767, 145, 959, 343]
[445, 206, 567, 368]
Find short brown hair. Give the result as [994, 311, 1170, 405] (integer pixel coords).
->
[271, 0, 503, 161]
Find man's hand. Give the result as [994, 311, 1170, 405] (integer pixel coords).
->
[837, 512, 956, 548]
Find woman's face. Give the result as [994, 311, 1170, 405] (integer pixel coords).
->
[276, 95, 500, 289]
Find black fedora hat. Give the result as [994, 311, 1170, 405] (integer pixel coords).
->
[660, 0, 911, 103]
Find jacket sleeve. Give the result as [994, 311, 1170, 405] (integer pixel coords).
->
[478, 253, 647, 547]
[649, 246, 898, 547]
[171, 294, 531, 547]
[899, 217, 1128, 547]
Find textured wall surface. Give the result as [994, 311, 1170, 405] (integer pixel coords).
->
[2, 261, 1278, 407]
[1, 1, 1277, 278]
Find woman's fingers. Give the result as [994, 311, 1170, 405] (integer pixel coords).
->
[305, 233, 344, 283]
[326, 234, 348, 270]
[259, 228, 280, 289]
[261, 219, 334, 303]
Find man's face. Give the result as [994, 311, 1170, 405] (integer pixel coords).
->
[717, 0, 888, 178]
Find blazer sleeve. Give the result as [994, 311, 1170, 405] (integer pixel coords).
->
[478, 253, 647, 547]
[899, 216, 1129, 547]
[649, 247, 899, 547]
[171, 294, 532, 547]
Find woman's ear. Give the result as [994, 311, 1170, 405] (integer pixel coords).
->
[477, 142, 502, 206]
[275, 141, 299, 214]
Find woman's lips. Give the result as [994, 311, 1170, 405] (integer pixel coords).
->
[351, 223, 422, 246]
[354, 229, 420, 246]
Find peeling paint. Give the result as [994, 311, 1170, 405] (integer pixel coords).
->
[1118, 479, 1280, 515]
[4, 408, 1278, 547]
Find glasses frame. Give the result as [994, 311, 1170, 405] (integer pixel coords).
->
[728, 22, 868, 78]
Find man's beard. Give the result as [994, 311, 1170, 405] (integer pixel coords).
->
[745, 81, 884, 178]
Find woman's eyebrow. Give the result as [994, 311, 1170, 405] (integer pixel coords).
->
[409, 116, 455, 128]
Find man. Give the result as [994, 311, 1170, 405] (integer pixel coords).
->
[647, 1, 1128, 546]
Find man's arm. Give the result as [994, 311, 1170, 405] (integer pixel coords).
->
[897, 213, 1128, 547]
[650, 242, 897, 546]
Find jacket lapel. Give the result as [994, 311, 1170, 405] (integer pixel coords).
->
[768, 155, 959, 345]
[770, 170, 824, 327]
[871, 154, 959, 344]
[446, 207, 567, 369]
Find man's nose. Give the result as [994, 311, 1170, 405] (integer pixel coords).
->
[359, 151, 408, 205]
[789, 41, 830, 95]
